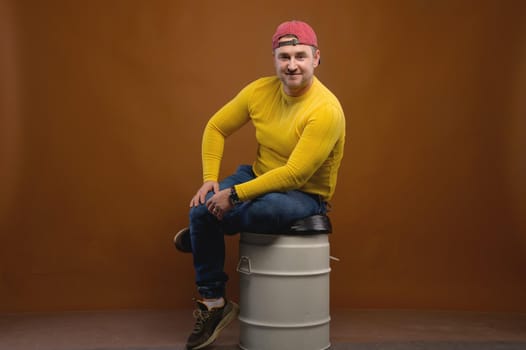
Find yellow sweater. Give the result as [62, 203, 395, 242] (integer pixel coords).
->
[202, 76, 345, 201]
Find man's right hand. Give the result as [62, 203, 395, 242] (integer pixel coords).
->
[190, 181, 220, 207]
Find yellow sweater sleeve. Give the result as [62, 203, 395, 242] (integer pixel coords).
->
[235, 103, 344, 201]
[201, 86, 251, 182]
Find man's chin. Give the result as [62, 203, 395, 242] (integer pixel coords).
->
[286, 74, 302, 80]
[285, 77, 303, 87]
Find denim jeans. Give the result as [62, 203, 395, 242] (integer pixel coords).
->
[189, 164, 327, 298]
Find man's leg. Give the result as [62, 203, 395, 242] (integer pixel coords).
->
[184, 165, 254, 350]
[222, 189, 327, 234]
[189, 165, 256, 298]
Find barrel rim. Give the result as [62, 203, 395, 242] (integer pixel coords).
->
[238, 316, 331, 328]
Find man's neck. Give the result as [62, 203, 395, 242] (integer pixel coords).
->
[284, 79, 314, 97]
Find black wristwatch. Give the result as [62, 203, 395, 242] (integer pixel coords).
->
[229, 187, 241, 205]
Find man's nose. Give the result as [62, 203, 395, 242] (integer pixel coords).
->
[287, 58, 298, 71]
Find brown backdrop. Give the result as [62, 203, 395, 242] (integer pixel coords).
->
[1, 0, 525, 313]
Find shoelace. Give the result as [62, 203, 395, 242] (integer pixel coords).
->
[192, 308, 211, 333]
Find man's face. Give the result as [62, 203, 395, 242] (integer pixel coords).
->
[273, 38, 320, 97]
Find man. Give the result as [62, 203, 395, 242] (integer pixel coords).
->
[175, 20, 346, 349]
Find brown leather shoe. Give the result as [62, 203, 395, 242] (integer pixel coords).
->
[173, 227, 192, 253]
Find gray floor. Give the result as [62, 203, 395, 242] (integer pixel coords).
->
[1, 308, 526, 350]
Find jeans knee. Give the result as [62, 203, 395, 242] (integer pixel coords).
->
[189, 204, 210, 224]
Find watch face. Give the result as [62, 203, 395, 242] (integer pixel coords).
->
[230, 187, 240, 205]
[230, 195, 240, 204]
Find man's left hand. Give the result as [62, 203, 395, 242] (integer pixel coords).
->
[206, 188, 233, 220]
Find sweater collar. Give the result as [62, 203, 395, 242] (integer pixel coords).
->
[281, 76, 318, 104]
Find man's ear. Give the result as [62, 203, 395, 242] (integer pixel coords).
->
[314, 49, 321, 67]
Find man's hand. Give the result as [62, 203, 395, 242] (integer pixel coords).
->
[189, 182, 233, 220]
[206, 188, 233, 221]
[190, 181, 219, 207]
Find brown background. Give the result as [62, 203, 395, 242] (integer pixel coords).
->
[1, 0, 525, 313]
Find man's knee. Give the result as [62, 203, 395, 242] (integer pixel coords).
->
[189, 203, 211, 223]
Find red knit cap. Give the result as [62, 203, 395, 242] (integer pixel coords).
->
[272, 20, 318, 50]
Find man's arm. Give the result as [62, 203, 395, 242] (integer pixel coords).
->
[189, 84, 252, 216]
[201, 87, 252, 183]
[235, 104, 345, 200]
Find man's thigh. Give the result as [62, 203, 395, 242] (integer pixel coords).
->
[222, 190, 324, 234]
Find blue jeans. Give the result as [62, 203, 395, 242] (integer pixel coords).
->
[189, 165, 327, 298]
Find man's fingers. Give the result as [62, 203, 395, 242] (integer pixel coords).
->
[189, 181, 220, 207]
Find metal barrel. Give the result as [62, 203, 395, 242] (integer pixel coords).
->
[237, 233, 331, 350]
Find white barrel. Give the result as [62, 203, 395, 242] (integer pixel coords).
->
[237, 232, 331, 350]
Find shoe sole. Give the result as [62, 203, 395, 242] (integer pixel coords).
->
[190, 301, 240, 350]
[174, 228, 192, 253]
